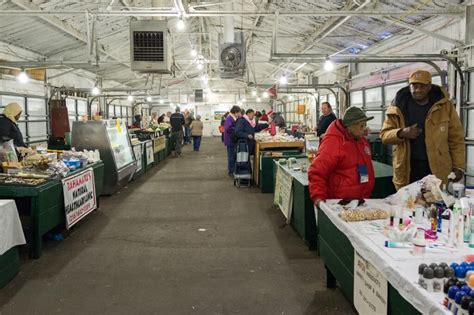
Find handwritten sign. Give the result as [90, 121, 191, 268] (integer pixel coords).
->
[62, 168, 97, 229]
[273, 164, 293, 223]
[133, 144, 143, 172]
[354, 251, 388, 315]
[145, 141, 154, 165]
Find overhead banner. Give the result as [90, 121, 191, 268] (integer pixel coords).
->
[62, 169, 97, 229]
[354, 251, 388, 315]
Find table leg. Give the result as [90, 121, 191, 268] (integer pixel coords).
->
[326, 265, 337, 289]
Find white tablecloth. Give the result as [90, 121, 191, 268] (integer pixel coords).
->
[317, 200, 470, 315]
[0, 199, 26, 255]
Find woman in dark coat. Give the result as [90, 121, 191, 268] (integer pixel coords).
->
[234, 109, 268, 155]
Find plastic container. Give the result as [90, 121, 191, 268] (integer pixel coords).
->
[434, 267, 445, 292]
[454, 291, 468, 314]
[413, 229, 426, 256]
[423, 267, 434, 292]
[419, 263, 428, 287]
[449, 286, 460, 310]
[460, 296, 473, 315]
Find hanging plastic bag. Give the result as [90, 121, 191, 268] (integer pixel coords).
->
[0, 140, 18, 163]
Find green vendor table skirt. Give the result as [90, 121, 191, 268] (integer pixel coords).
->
[318, 208, 420, 314]
[0, 247, 20, 289]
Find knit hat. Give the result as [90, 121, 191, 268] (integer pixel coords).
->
[409, 70, 432, 85]
[3, 102, 22, 123]
[342, 107, 373, 127]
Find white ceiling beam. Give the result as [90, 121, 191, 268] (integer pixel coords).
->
[10, 0, 130, 70]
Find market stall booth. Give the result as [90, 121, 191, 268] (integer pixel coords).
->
[316, 177, 474, 315]
[273, 157, 395, 250]
[0, 161, 104, 258]
[253, 132, 305, 187]
[71, 119, 135, 195]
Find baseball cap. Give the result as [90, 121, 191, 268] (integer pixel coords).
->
[409, 70, 432, 85]
[342, 107, 373, 127]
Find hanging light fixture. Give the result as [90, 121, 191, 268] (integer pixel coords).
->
[91, 86, 101, 96]
[127, 94, 134, 102]
[262, 91, 269, 98]
[256, 97, 261, 103]
[251, 90, 257, 97]
[190, 48, 198, 57]
[177, 18, 185, 30]
[324, 59, 334, 72]
[279, 75, 288, 85]
[17, 69, 29, 84]
[241, 97, 246, 102]
[288, 95, 294, 101]
[159, 99, 164, 105]
[146, 96, 152, 102]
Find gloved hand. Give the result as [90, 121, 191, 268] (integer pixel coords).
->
[452, 168, 464, 182]
[397, 123, 422, 139]
[314, 199, 324, 207]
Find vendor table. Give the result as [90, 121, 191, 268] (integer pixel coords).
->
[0, 162, 104, 258]
[274, 159, 395, 250]
[259, 151, 305, 193]
[153, 136, 167, 164]
[253, 141, 305, 186]
[0, 200, 26, 288]
[317, 200, 467, 315]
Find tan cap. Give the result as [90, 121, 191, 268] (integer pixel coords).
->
[409, 70, 432, 85]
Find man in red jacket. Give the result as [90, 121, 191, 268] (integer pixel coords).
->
[308, 107, 375, 206]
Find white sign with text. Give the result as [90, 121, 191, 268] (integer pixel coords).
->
[354, 250, 388, 315]
[62, 169, 97, 229]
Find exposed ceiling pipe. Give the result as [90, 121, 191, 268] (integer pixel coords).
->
[223, 2, 234, 43]
[383, 17, 463, 46]
[265, 0, 371, 83]
[0, 9, 463, 17]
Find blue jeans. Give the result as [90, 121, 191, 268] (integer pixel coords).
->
[226, 145, 235, 174]
[184, 127, 191, 144]
[192, 136, 202, 151]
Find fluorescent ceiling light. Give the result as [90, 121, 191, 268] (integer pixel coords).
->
[324, 59, 334, 72]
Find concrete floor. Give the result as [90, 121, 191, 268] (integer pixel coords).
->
[0, 137, 356, 315]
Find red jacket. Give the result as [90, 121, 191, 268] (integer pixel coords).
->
[308, 119, 375, 202]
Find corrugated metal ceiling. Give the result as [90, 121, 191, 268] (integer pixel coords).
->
[0, 0, 464, 94]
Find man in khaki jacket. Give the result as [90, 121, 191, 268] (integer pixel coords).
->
[380, 70, 465, 190]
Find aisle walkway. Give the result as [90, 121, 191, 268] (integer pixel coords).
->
[0, 137, 355, 314]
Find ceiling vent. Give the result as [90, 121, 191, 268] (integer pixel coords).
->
[218, 32, 246, 79]
[130, 20, 171, 73]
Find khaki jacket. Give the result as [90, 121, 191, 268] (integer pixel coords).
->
[190, 120, 203, 136]
[380, 85, 464, 190]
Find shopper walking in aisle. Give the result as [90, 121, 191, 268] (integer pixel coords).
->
[220, 112, 229, 142]
[234, 109, 268, 156]
[184, 110, 193, 145]
[308, 107, 375, 206]
[316, 102, 337, 137]
[170, 106, 186, 157]
[190, 115, 203, 151]
[380, 70, 465, 190]
[224, 106, 242, 176]
[260, 109, 269, 122]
